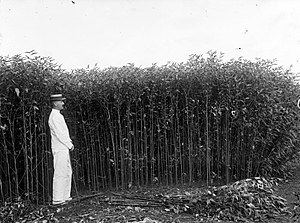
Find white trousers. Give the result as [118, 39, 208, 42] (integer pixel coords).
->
[52, 149, 72, 204]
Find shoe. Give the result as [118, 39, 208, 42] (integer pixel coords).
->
[66, 197, 72, 201]
[52, 200, 67, 205]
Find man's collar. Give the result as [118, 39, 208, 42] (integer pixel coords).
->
[52, 108, 61, 113]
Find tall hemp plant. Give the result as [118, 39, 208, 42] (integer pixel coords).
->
[1, 51, 300, 203]
[0, 52, 64, 203]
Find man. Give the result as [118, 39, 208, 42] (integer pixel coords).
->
[48, 94, 74, 205]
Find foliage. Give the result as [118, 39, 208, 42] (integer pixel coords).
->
[0, 51, 300, 203]
[0, 52, 64, 203]
[0, 197, 35, 222]
[168, 177, 289, 222]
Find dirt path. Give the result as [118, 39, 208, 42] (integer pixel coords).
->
[270, 164, 300, 223]
[277, 173, 300, 207]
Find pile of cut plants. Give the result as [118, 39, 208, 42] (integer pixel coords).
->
[106, 177, 290, 222]
[0, 177, 292, 223]
[161, 177, 289, 222]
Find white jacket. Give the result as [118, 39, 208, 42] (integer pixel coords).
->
[48, 109, 73, 152]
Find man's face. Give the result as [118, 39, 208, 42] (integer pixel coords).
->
[53, 100, 65, 110]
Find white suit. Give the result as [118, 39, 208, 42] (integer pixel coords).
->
[48, 109, 73, 204]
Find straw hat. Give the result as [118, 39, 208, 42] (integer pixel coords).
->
[50, 94, 66, 102]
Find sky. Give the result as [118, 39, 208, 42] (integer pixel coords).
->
[0, 0, 300, 75]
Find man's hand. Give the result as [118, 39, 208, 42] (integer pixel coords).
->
[70, 145, 74, 151]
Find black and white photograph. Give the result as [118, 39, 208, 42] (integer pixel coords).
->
[1, 0, 300, 222]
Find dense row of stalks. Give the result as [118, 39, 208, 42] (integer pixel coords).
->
[0, 52, 300, 203]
